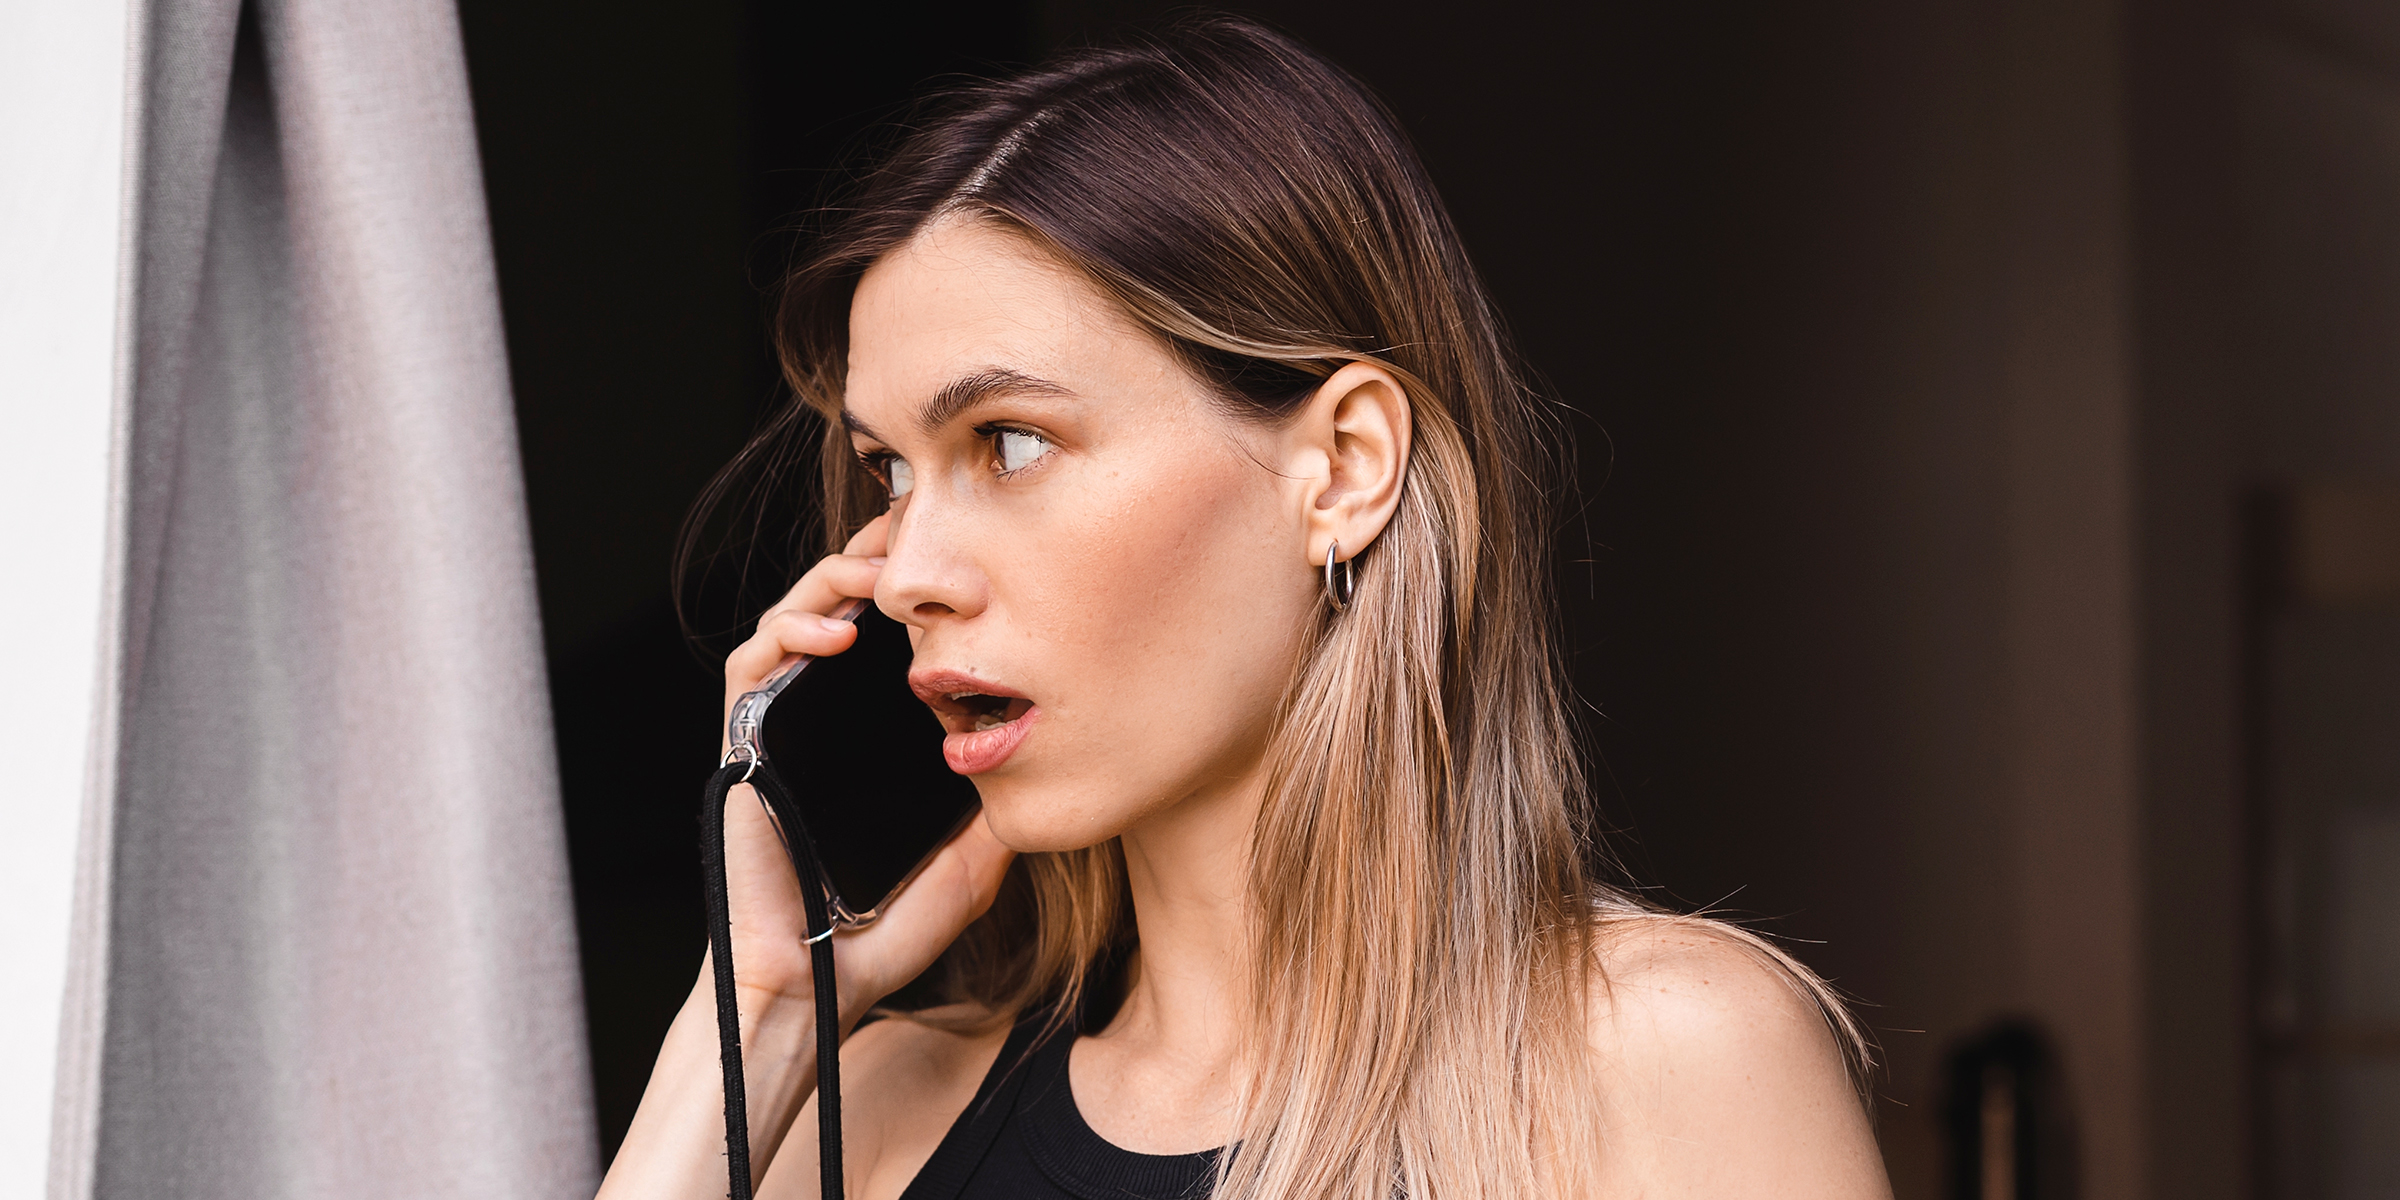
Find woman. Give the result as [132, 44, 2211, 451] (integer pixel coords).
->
[601, 17, 1890, 1200]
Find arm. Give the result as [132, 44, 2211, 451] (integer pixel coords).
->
[599, 959, 824, 1200]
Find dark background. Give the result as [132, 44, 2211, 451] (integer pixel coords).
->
[456, 2, 2395, 1196]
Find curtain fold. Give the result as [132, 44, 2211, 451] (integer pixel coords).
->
[56, 0, 598, 1194]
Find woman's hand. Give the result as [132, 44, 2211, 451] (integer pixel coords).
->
[600, 516, 1015, 1200]
[714, 513, 1016, 1024]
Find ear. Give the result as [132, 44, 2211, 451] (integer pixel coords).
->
[1281, 360, 1412, 568]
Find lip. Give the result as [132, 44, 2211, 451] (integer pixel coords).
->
[910, 668, 1039, 775]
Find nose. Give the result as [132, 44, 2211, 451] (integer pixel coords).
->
[873, 488, 986, 628]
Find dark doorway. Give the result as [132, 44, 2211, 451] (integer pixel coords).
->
[458, 0, 1041, 1158]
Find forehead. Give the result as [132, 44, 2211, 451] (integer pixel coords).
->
[845, 218, 1167, 431]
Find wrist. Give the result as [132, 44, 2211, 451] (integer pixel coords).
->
[716, 968, 876, 1043]
[735, 984, 820, 1061]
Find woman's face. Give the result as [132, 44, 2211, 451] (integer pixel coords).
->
[844, 217, 1321, 852]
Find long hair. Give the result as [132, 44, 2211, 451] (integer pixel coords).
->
[686, 17, 1868, 1197]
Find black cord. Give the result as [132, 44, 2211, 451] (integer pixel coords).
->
[701, 760, 846, 1200]
[699, 761, 757, 1200]
[753, 761, 846, 1200]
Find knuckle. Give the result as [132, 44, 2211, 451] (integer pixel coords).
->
[761, 607, 816, 636]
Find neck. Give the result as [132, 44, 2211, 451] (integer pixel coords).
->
[1102, 761, 1262, 1067]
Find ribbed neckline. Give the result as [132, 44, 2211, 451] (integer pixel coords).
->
[1018, 1030, 1222, 1199]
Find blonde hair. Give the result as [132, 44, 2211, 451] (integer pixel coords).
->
[689, 16, 1870, 1197]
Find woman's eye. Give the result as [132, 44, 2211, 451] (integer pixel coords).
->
[885, 458, 914, 497]
[995, 429, 1051, 474]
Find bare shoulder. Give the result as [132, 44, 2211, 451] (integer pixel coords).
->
[1583, 913, 1892, 1199]
[1586, 913, 1853, 1069]
[766, 1004, 1010, 1200]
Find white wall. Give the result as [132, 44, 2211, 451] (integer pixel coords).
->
[0, 0, 132, 1191]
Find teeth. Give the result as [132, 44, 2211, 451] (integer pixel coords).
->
[943, 689, 1019, 732]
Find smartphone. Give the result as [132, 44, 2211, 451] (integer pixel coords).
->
[726, 599, 983, 927]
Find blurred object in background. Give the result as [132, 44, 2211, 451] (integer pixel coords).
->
[2251, 484, 2400, 1200]
[1943, 1021, 2080, 1200]
[7, 0, 599, 1193]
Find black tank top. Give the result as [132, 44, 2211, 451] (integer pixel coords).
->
[898, 1013, 1222, 1200]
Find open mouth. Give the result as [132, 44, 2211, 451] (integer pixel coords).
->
[912, 670, 1038, 773]
[946, 691, 1034, 732]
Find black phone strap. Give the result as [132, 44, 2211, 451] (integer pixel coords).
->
[700, 758, 845, 1200]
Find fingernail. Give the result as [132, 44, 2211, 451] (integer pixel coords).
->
[819, 615, 853, 632]
[867, 556, 888, 566]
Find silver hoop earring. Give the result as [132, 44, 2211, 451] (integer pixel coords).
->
[1323, 541, 1357, 612]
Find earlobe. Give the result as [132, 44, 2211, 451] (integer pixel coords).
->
[1296, 360, 1412, 568]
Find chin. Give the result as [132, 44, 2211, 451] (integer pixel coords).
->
[969, 775, 1137, 854]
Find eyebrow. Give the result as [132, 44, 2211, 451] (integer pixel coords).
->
[841, 368, 1076, 442]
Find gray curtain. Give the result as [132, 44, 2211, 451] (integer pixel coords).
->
[52, 0, 597, 1194]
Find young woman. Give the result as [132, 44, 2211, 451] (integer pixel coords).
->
[600, 18, 1891, 1200]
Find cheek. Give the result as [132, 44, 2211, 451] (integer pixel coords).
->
[1023, 451, 1290, 672]
[991, 444, 1311, 827]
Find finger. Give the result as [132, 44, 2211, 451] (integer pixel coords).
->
[920, 812, 1014, 919]
[756, 553, 882, 629]
[842, 513, 893, 559]
[846, 812, 1014, 990]
[727, 553, 884, 700]
[724, 608, 862, 702]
